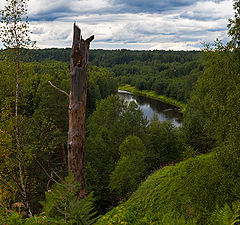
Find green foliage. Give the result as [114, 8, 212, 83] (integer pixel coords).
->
[0, 55, 119, 212]
[86, 95, 148, 211]
[0, 0, 37, 216]
[87, 66, 118, 114]
[183, 40, 240, 155]
[183, 101, 215, 154]
[40, 175, 97, 225]
[0, 210, 24, 225]
[96, 152, 240, 224]
[0, 0, 35, 49]
[2, 0, 240, 221]
[0, 210, 60, 225]
[109, 136, 147, 198]
[145, 120, 183, 170]
[14, 48, 202, 103]
[228, 0, 240, 48]
[0, 98, 62, 212]
[210, 204, 236, 225]
[32, 61, 69, 134]
[181, 145, 197, 159]
[183, 1, 240, 156]
[0, 60, 15, 108]
[97, 2, 240, 223]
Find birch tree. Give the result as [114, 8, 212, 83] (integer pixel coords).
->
[0, 0, 35, 216]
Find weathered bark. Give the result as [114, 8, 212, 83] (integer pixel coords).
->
[68, 23, 94, 198]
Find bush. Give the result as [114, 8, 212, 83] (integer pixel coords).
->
[145, 121, 183, 170]
[40, 175, 97, 224]
[109, 136, 147, 199]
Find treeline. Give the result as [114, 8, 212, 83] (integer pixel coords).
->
[93, 50, 202, 103]
[11, 48, 200, 65]
[6, 48, 203, 102]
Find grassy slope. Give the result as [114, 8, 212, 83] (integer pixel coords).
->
[95, 152, 239, 225]
[118, 84, 187, 112]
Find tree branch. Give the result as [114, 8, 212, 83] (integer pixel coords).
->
[32, 155, 59, 185]
[51, 170, 65, 184]
[48, 81, 69, 97]
[47, 171, 53, 191]
[86, 35, 94, 43]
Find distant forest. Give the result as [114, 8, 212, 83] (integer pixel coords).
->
[12, 48, 203, 103]
[23, 48, 201, 64]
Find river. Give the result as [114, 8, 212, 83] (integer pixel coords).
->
[118, 90, 183, 127]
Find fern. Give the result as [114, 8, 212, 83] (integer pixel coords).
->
[40, 174, 97, 224]
[209, 201, 240, 225]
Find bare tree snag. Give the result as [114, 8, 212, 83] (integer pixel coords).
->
[68, 23, 94, 198]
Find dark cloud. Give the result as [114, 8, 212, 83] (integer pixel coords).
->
[30, 6, 72, 21]
[27, 0, 230, 25]
[110, 0, 226, 14]
[111, 0, 191, 13]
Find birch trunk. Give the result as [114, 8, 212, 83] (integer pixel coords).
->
[15, 47, 32, 217]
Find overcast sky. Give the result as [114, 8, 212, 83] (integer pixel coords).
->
[0, 0, 234, 50]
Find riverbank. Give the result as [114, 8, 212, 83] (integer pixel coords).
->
[118, 85, 187, 112]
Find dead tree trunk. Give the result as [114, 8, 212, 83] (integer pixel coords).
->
[68, 23, 94, 198]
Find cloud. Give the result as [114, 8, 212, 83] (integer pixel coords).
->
[29, 9, 231, 49]
[110, 0, 227, 14]
[149, 41, 201, 51]
[30, 21, 73, 48]
[28, 0, 72, 20]
[0, 1, 4, 9]
[0, 0, 234, 50]
[27, 0, 231, 21]
[180, 0, 233, 21]
[28, 0, 112, 20]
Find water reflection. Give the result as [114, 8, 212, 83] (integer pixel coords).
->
[118, 91, 183, 127]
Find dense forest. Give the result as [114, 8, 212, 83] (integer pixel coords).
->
[21, 48, 202, 103]
[1, 0, 240, 224]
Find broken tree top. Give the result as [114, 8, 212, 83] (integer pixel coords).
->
[71, 23, 94, 67]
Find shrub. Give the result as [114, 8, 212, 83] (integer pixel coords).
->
[40, 175, 97, 224]
[109, 136, 147, 199]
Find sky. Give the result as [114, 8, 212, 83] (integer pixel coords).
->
[0, 0, 234, 50]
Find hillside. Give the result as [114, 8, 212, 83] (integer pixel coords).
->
[96, 152, 240, 225]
